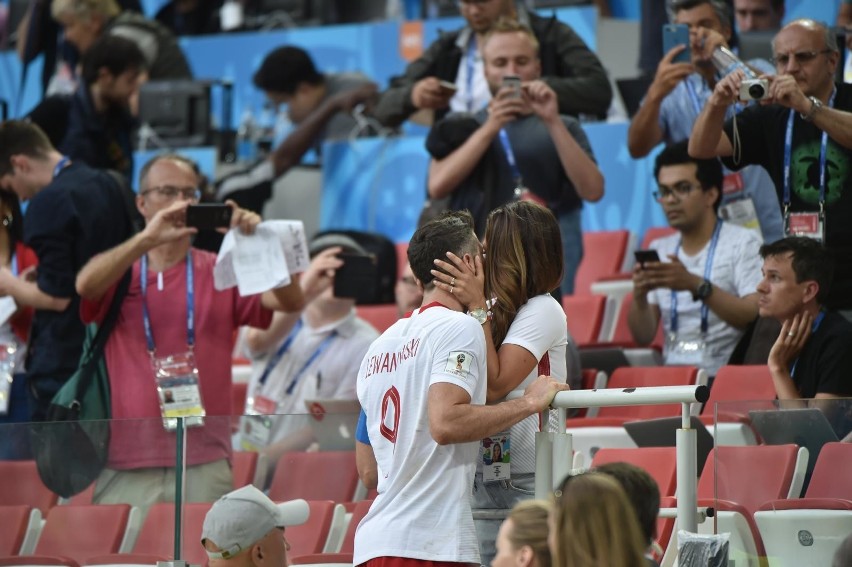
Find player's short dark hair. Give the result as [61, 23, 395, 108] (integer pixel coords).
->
[253, 46, 323, 95]
[760, 237, 835, 305]
[408, 210, 479, 288]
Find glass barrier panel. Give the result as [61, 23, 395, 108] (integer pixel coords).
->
[709, 398, 852, 567]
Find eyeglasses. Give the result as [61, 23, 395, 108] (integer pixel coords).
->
[653, 182, 699, 202]
[771, 49, 833, 67]
[141, 185, 201, 201]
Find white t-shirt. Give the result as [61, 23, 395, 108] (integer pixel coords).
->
[449, 28, 491, 114]
[241, 311, 378, 445]
[498, 294, 568, 474]
[648, 222, 762, 376]
[354, 302, 487, 565]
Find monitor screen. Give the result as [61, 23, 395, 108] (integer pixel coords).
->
[138, 79, 212, 148]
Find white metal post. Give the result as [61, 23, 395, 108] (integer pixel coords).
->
[676, 402, 698, 534]
[535, 431, 553, 499]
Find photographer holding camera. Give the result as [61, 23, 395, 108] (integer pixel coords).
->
[628, 0, 782, 245]
[689, 19, 852, 313]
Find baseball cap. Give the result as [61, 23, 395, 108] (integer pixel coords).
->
[201, 485, 309, 560]
[309, 232, 367, 258]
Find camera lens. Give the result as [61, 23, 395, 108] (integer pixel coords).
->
[749, 83, 765, 99]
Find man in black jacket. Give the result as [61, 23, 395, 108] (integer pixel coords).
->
[372, 0, 611, 128]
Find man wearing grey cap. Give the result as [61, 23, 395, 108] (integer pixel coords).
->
[202, 484, 309, 566]
[238, 233, 379, 474]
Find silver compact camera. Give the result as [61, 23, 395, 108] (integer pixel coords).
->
[739, 78, 769, 101]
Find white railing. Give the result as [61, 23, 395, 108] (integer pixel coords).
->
[509, 384, 709, 533]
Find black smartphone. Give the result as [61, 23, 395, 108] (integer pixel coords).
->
[333, 253, 378, 303]
[662, 23, 691, 64]
[634, 249, 661, 267]
[186, 204, 232, 230]
[438, 80, 459, 95]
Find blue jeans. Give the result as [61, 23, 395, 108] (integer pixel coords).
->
[472, 472, 536, 565]
[558, 208, 583, 296]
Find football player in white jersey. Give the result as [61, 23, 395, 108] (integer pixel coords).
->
[353, 210, 568, 567]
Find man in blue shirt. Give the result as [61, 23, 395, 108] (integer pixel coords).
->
[628, 0, 783, 244]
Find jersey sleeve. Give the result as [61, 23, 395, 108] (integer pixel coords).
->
[428, 315, 486, 398]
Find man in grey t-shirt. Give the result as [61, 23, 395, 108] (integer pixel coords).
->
[217, 45, 378, 211]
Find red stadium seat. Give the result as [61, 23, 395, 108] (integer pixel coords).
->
[268, 451, 360, 503]
[0, 460, 59, 514]
[0, 505, 41, 556]
[755, 442, 852, 567]
[574, 230, 631, 296]
[286, 501, 344, 558]
[562, 294, 606, 346]
[356, 304, 400, 333]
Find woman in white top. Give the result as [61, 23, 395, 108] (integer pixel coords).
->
[432, 200, 570, 564]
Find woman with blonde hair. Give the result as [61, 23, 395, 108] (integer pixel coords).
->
[493, 500, 553, 567]
[432, 200, 570, 563]
[551, 473, 648, 567]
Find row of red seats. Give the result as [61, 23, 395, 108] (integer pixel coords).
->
[592, 443, 852, 567]
[0, 497, 374, 566]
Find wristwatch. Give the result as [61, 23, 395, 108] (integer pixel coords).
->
[692, 279, 714, 302]
[801, 96, 823, 122]
[468, 307, 493, 325]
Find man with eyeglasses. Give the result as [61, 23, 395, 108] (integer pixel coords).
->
[371, 0, 611, 128]
[628, 142, 762, 378]
[72, 153, 304, 509]
[690, 19, 852, 313]
[0, 120, 138, 423]
[629, 0, 782, 245]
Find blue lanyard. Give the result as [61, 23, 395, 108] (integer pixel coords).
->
[783, 88, 836, 209]
[140, 253, 195, 353]
[684, 79, 704, 117]
[685, 77, 743, 120]
[497, 128, 524, 190]
[670, 220, 722, 334]
[52, 156, 70, 178]
[465, 35, 477, 112]
[257, 318, 338, 395]
[790, 311, 825, 378]
[10, 253, 17, 277]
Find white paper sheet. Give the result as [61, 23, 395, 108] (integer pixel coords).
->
[214, 220, 310, 296]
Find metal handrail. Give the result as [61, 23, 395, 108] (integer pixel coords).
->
[515, 384, 709, 534]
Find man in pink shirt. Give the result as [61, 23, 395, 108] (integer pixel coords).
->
[75, 153, 304, 509]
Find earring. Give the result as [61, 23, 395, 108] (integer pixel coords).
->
[1, 214, 12, 228]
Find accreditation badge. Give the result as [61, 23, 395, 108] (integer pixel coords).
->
[153, 350, 205, 431]
[784, 211, 825, 243]
[665, 332, 705, 366]
[481, 432, 511, 483]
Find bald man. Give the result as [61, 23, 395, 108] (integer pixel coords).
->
[690, 19, 852, 313]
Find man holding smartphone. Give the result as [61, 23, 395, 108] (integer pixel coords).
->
[628, 142, 762, 378]
[425, 19, 604, 295]
[73, 154, 305, 509]
[237, 233, 378, 475]
[628, 0, 782, 245]
[372, 0, 611, 128]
